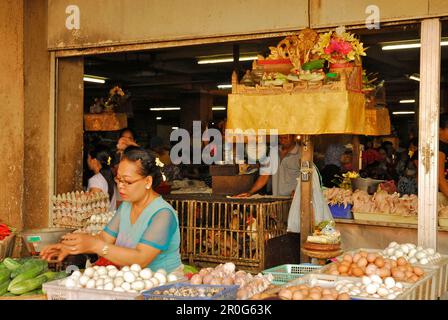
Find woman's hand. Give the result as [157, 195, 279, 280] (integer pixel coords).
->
[40, 243, 71, 262]
[117, 137, 139, 152]
[61, 233, 102, 255]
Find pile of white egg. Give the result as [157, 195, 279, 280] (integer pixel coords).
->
[381, 242, 442, 265]
[335, 275, 404, 300]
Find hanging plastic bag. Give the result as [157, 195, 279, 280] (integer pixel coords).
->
[287, 164, 333, 233]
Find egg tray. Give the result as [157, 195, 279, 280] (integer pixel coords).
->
[142, 283, 239, 300]
[262, 264, 323, 285]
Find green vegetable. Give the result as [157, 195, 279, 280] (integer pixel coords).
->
[1, 292, 17, 297]
[20, 288, 44, 296]
[11, 259, 47, 278]
[302, 59, 325, 71]
[3, 258, 22, 271]
[40, 271, 67, 282]
[8, 261, 47, 291]
[9, 274, 48, 295]
[0, 269, 11, 284]
[0, 280, 11, 296]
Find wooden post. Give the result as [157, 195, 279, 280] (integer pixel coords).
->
[418, 19, 441, 250]
[352, 135, 361, 171]
[300, 135, 314, 262]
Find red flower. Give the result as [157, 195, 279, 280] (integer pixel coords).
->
[326, 39, 353, 56]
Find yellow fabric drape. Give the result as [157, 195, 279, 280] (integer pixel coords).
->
[227, 91, 367, 135]
[364, 107, 391, 136]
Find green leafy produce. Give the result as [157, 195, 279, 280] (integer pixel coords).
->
[0, 269, 11, 284]
[2, 258, 22, 271]
[9, 274, 48, 295]
[40, 271, 67, 282]
[0, 280, 11, 295]
[11, 259, 47, 278]
[8, 260, 47, 291]
[1, 292, 16, 297]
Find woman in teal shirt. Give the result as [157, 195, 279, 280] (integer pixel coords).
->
[41, 147, 182, 273]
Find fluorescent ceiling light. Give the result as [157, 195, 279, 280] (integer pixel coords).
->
[382, 39, 448, 50]
[83, 75, 107, 83]
[393, 111, 415, 115]
[156, 117, 162, 120]
[149, 107, 181, 111]
[197, 55, 258, 64]
[217, 84, 232, 90]
[399, 99, 415, 104]
[172, 127, 179, 130]
[409, 74, 420, 82]
[212, 107, 226, 111]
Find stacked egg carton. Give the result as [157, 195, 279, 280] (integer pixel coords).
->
[82, 211, 115, 235]
[51, 191, 110, 229]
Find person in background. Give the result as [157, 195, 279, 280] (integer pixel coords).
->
[438, 114, 448, 206]
[116, 128, 138, 157]
[362, 139, 382, 167]
[41, 147, 182, 273]
[87, 145, 118, 212]
[149, 136, 172, 166]
[340, 149, 354, 173]
[321, 144, 345, 188]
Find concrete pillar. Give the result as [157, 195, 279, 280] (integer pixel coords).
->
[0, 0, 25, 230]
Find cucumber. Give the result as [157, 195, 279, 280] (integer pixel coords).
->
[0, 280, 11, 295]
[3, 258, 22, 271]
[302, 59, 325, 71]
[9, 274, 48, 295]
[2, 292, 17, 297]
[40, 271, 67, 282]
[0, 269, 11, 284]
[11, 259, 47, 278]
[20, 288, 43, 296]
[8, 261, 47, 291]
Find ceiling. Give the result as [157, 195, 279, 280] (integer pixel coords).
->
[83, 22, 448, 132]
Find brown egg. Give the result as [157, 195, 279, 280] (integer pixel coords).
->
[322, 288, 332, 296]
[322, 294, 335, 300]
[405, 271, 414, 279]
[341, 261, 351, 267]
[410, 274, 420, 283]
[357, 257, 368, 268]
[391, 260, 398, 268]
[292, 290, 305, 300]
[413, 267, 424, 276]
[278, 288, 293, 300]
[397, 257, 408, 266]
[394, 270, 405, 280]
[330, 270, 340, 276]
[367, 253, 377, 263]
[353, 253, 362, 263]
[343, 254, 353, 263]
[406, 265, 413, 272]
[359, 251, 368, 258]
[300, 289, 310, 296]
[378, 268, 389, 278]
[352, 267, 364, 277]
[309, 292, 322, 300]
[375, 257, 385, 268]
[298, 285, 309, 290]
[338, 293, 351, 300]
[398, 266, 408, 273]
[338, 265, 349, 273]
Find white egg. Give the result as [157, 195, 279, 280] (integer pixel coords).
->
[394, 250, 404, 258]
[387, 248, 395, 256]
[349, 290, 359, 296]
[131, 271, 139, 278]
[416, 246, 424, 251]
[128, 289, 137, 293]
[79, 275, 90, 286]
[420, 258, 429, 265]
[416, 252, 426, 260]
[400, 245, 410, 254]
[65, 278, 77, 288]
[100, 275, 110, 280]
[167, 274, 178, 282]
[144, 280, 154, 290]
[426, 248, 435, 255]
[153, 272, 167, 285]
[131, 280, 145, 291]
[435, 253, 442, 259]
[387, 293, 397, 300]
[365, 284, 378, 295]
[377, 287, 389, 297]
[139, 269, 153, 280]
[86, 279, 96, 289]
[95, 279, 104, 287]
[121, 266, 130, 272]
[121, 282, 131, 291]
[97, 267, 108, 276]
[103, 278, 113, 284]
[108, 269, 118, 278]
[150, 278, 160, 287]
[355, 282, 363, 287]
[359, 292, 369, 297]
[335, 284, 343, 291]
[156, 269, 167, 276]
[362, 276, 372, 286]
[106, 265, 117, 271]
[71, 270, 82, 278]
[390, 256, 397, 261]
[409, 257, 418, 264]
[104, 282, 114, 291]
[408, 249, 417, 258]
[93, 266, 100, 270]
[113, 277, 124, 287]
[113, 287, 125, 292]
[84, 268, 95, 278]
[388, 242, 398, 248]
[123, 271, 136, 283]
[370, 275, 382, 284]
[130, 264, 142, 272]
[384, 277, 396, 289]
[115, 271, 124, 278]
[395, 282, 403, 289]
[346, 283, 354, 289]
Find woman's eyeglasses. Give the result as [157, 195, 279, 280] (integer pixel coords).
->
[114, 176, 146, 187]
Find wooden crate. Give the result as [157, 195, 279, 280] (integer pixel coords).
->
[353, 212, 417, 225]
[0, 234, 16, 260]
[0, 295, 47, 300]
[166, 196, 292, 273]
[84, 113, 127, 131]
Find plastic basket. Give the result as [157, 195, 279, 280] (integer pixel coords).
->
[262, 264, 323, 285]
[329, 204, 353, 219]
[142, 283, 239, 300]
[43, 279, 141, 300]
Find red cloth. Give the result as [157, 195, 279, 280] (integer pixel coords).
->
[362, 149, 383, 166]
[94, 257, 118, 267]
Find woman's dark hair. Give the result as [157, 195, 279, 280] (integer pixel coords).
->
[440, 113, 448, 129]
[121, 146, 162, 188]
[88, 144, 115, 201]
[119, 127, 136, 141]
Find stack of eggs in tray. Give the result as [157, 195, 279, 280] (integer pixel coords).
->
[81, 211, 115, 235]
[52, 191, 110, 229]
